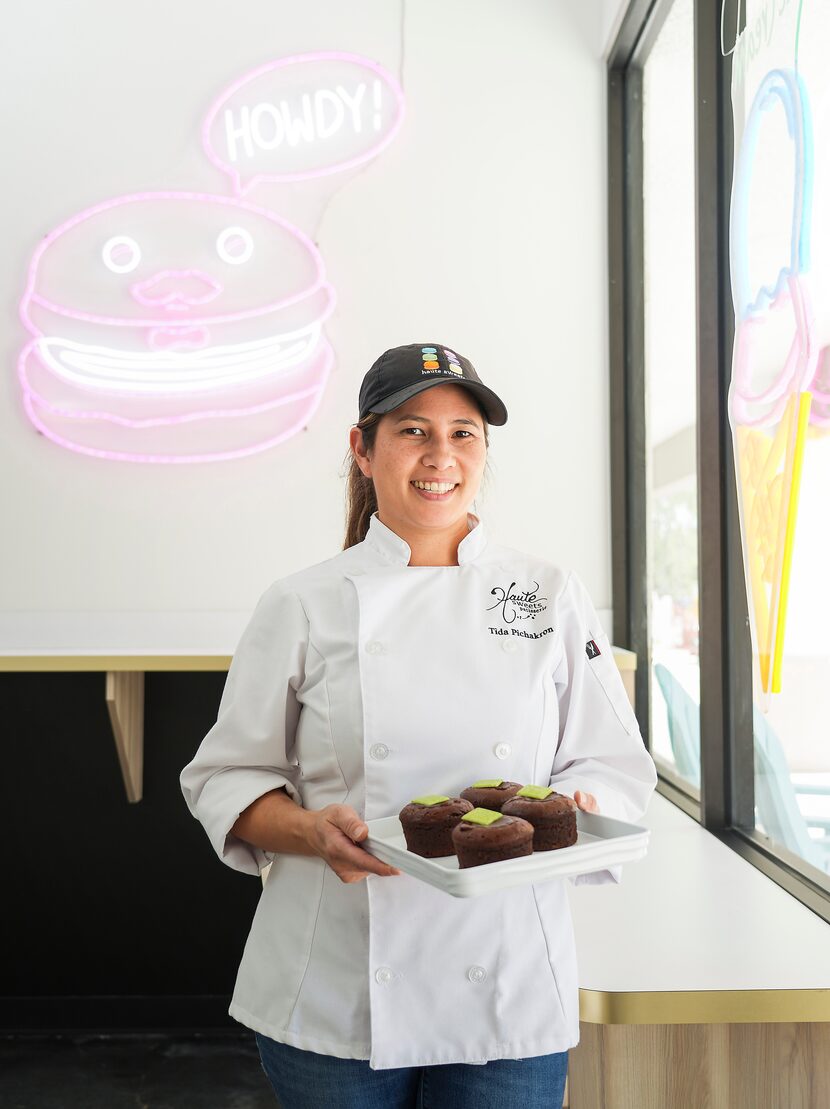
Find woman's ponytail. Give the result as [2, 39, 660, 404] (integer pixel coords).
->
[343, 414, 381, 549]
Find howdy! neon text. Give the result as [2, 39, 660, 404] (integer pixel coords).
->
[224, 82, 383, 162]
[203, 52, 405, 191]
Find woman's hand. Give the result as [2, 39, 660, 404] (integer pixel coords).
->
[305, 804, 401, 883]
[573, 790, 599, 814]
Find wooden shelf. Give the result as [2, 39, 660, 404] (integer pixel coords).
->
[0, 651, 233, 802]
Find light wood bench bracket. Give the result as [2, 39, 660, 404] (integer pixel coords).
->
[105, 671, 144, 802]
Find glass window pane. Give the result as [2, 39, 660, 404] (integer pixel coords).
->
[728, 1, 830, 878]
[642, 0, 700, 789]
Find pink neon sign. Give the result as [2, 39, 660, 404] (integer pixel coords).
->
[19, 192, 336, 462]
[17, 51, 405, 463]
[730, 274, 818, 429]
[202, 52, 405, 194]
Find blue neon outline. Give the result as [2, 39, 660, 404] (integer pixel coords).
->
[730, 68, 813, 320]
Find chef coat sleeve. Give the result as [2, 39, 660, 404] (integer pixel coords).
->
[548, 571, 657, 885]
[179, 581, 307, 876]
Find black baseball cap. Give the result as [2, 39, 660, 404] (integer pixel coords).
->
[358, 343, 508, 425]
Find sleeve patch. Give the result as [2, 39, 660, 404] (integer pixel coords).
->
[585, 639, 601, 660]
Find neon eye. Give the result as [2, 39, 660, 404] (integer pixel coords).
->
[216, 226, 254, 265]
[102, 236, 141, 274]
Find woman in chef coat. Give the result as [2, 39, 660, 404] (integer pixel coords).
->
[181, 342, 657, 1109]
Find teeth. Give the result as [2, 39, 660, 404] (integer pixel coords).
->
[413, 481, 456, 493]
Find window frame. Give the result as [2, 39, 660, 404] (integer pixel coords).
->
[609, 0, 830, 922]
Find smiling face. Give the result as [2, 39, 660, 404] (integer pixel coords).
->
[352, 383, 488, 555]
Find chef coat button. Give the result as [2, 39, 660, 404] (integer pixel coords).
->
[501, 640, 519, 653]
[467, 965, 487, 983]
[494, 742, 512, 760]
[369, 743, 389, 761]
[366, 640, 386, 656]
[375, 966, 394, 985]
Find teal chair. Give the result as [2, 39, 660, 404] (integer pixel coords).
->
[653, 663, 702, 785]
[653, 662, 830, 872]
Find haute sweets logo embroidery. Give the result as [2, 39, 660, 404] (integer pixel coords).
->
[486, 581, 548, 624]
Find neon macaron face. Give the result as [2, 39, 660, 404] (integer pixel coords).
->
[18, 191, 336, 462]
[21, 192, 335, 359]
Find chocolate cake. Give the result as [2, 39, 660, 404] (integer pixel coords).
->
[451, 807, 534, 868]
[398, 794, 473, 857]
[501, 785, 578, 850]
[459, 778, 522, 812]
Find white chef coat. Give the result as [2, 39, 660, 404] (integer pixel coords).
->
[180, 513, 657, 1070]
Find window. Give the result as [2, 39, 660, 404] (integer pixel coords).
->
[609, 0, 830, 921]
[729, 6, 830, 880]
[641, 0, 699, 792]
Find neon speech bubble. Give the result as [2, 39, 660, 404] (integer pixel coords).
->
[203, 51, 405, 194]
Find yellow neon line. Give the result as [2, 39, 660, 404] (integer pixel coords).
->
[771, 392, 812, 693]
[761, 395, 797, 691]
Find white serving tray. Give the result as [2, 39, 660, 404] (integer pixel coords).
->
[363, 811, 650, 898]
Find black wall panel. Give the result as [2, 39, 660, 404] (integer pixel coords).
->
[2, 671, 261, 1031]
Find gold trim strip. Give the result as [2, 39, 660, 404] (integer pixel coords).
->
[1, 651, 634, 675]
[0, 655, 232, 672]
[579, 987, 830, 1024]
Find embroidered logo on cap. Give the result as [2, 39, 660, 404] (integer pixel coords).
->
[586, 639, 601, 660]
[443, 349, 463, 376]
[421, 346, 441, 374]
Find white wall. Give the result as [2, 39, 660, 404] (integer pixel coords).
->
[1, 0, 613, 627]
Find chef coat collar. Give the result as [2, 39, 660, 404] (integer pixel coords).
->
[365, 513, 487, 566]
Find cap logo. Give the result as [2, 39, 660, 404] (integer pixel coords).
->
[443, 348, 463, 376]
[421, 346, 440, 373]
[418, 345, 464, 377]
[420, 345, 445, 375]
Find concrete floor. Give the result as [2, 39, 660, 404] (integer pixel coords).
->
[0, 1034, 277, 1108]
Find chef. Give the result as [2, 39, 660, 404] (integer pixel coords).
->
[180, 342, 657, 1109]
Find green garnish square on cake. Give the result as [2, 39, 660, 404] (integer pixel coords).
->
[516, 785, 554, 800]
[461, 807, 503, 827]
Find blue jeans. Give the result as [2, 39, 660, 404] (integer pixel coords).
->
[255, 1033, 568, 1109]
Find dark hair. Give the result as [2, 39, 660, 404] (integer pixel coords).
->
[343, 394, 490, 549]
[344, 413, 382, 549]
